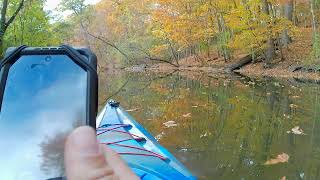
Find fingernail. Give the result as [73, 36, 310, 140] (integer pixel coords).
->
[68, 126, 99, 155]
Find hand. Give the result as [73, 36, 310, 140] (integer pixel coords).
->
[64, 126, 139, 180]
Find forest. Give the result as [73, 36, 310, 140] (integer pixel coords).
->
[1, 0, 320, 76]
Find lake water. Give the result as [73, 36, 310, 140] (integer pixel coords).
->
[99, 70, 320, 180]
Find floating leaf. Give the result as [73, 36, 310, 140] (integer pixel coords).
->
[126, 108, 140, 112]
[290, 126, 306, 135]
[182, 113, 192, 118]
[200, 132, 212, 138]
[178, 148, 188, 152]
[280, 176, 286, 180]
[248, 81, 255, 85]
[289, 104, 298, 108]
[264, 153, 289, 165]
[283, 114, 291, 119]
[163, 121, 178, 128]
[155, 132, 165, 140]
[192, 105, 198, 108]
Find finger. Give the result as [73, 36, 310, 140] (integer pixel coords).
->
[101, 145, 139, 180]
[64, 126, 117, 180]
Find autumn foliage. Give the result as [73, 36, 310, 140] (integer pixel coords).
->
[59, 0, 318, 67]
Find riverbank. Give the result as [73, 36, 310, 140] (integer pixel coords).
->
[141, 61, 320, 82]
[127, 28, 320, 82]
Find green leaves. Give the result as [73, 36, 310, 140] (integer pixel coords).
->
[3, 0, 61, 49]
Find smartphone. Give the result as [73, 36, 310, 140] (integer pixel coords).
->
[0, 46, 98, 179]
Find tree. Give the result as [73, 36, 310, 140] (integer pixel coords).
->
[59, 0, 133, 63]
[281, 0, 294, 48]
[4, 0, 60, 48]
[0, 0, 25, 55]
[262, 0, 276, 65]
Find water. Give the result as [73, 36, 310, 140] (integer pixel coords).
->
[99, 71, 320, 180]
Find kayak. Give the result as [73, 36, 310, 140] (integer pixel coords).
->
[96, 100, 196, 180]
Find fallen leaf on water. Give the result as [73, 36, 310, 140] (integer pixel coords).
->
[264, 153, 289, 165]
[248, 81, 256, 85]
[126, 108, 140, 112]
[182, 113, 192, 118]
[289, 104, 298, 108]
[283, 114, 291, 119]
[300, 172, 305, 178]
[155, 132, 165, 140]
[192, 105, 198, 108]
[290, 126, 306, 135]
[200, 132, 212, 138]
[163, 121, 178, 128]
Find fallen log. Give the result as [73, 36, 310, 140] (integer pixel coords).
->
[288, 65, 320, 73]
[288, 65, 303, 72]
[293, 77, 320, 84]
[224, 55, 252, 73]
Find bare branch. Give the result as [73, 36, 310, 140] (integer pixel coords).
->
[5, 0, 25, 29]
[129, 45, 178, 67]
[78, 20, 130, 61]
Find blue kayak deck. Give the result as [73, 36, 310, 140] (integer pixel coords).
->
[96, 101, 195, 180]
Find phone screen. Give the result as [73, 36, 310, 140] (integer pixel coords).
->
[0, 55, 87, 179]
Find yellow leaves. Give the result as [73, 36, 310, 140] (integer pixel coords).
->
[223, 0, 297, 54]
[151, 44, 170, 56]
[151, 0, 215, 50]
[152, 29, 166, 39]
[264, 153, 290, 165]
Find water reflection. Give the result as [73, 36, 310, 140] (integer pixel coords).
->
[101, 71, 320, 179]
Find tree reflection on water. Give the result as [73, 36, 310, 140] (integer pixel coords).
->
[101, 71, 320, 179]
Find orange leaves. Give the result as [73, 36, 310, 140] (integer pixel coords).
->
[151, 0, 216, 51]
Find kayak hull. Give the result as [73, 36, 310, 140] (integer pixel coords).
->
[96, 100, 196, 180]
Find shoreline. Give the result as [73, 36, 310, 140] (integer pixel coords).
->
[125, 61, 320, 83]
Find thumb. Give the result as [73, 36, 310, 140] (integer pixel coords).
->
[65, 126, 123, 180]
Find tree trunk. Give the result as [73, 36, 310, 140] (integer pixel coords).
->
[310, 0, 319, 57]
[262, 0, 270, 14]
[265, 38, 275, 65]
[282, 0, 294, 48]
[0, 35, 4, 57]
[310, 0, 317, 36]
[262, 0, 275, 65]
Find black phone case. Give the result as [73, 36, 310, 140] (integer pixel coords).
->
[0, 45, 98, 128]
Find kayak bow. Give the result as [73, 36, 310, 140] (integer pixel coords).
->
[96, 100, 196, 180]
